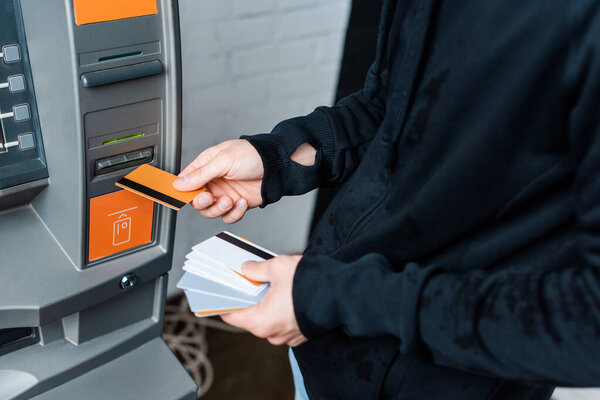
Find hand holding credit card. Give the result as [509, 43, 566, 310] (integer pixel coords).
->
[172, 139, 264, 223]
[116, 164, 205, 210]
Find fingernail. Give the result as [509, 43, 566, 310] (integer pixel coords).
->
[242, 262, 254, 272]
[197, 194, 212, 207]
[218, 198, 232, 211]
[173, 175, 189, 188]
[238, 198, 247, 208]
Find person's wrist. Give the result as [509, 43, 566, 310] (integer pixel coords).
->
[290, 143, 317, 166]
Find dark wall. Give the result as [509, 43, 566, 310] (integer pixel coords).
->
[310, 0, 384, 233]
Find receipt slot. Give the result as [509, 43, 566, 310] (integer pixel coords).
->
[0, 1, 197, 399]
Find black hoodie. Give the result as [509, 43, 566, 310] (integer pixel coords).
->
[243, 0, 600, 398]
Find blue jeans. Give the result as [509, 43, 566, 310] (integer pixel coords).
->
[288, 347, 309, 400]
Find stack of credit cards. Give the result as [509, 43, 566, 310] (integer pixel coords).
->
[176, 231, 276, 317]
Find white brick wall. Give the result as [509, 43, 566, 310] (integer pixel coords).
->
[169, 0, 351, 295]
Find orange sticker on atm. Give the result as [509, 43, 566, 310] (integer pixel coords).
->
[73, 0, 158, 26]
[89, 189, 154, 262]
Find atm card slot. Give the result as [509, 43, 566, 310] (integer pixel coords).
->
[95, 147, 154, 176]
[79, 42, 160, 67]
[98, 51, 143, 63]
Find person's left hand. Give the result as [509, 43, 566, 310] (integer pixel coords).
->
[221, 255, 308, 347]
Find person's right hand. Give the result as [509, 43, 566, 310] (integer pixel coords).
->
[173, 139, 263, 224]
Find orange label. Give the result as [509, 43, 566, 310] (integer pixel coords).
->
[231, 269, 264, 286]
[73, 0, 158, 25]
[195, 308, 244, 317]
[89, 189, 154, 262]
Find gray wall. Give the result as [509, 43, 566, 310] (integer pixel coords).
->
[169, 0, 351, 294]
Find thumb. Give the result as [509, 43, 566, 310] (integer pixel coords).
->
[241, 260, 272, 283]
[173, 154, 230, 191]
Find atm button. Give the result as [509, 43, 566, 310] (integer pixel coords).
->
[13, 104, 30, 121]
[18, 133, 35, 151]
[8, 75, 25, 93]
[2, 45, 21, 63]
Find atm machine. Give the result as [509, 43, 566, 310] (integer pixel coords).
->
[0, 0, 198, 398]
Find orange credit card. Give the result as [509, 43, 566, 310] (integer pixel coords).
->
[115, 164, 205, 210]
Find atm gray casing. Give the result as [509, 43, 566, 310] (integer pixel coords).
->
[0, 1, 197, 398]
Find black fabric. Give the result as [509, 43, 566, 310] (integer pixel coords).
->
[243, 0, 600, 399]
[310, 0, 384, 234]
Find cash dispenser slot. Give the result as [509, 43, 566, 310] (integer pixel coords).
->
[95, 147, 153, 176]
[81, 60, 163, 88]
[0, 328, 37, 357]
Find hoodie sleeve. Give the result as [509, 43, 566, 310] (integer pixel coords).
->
[291, 6, 600, 386]
[241, 67, 388, 206]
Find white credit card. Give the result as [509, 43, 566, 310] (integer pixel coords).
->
[184, 252, 259, 293]
[191, 231, 277, 275]
[183, 289, 252, 314]
[182, 261, 236, 292]
[177, 271, 268, 304]
[190, 231, 276, 294]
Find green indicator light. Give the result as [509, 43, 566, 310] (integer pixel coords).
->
[103, 132, 145, 145]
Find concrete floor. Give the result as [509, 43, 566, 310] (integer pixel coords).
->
[201, 327, 294, 400]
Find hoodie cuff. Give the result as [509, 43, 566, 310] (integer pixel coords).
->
[241, 108, 335, 207]
[292, 254, 341, 339]
[292, 252, 438, 352]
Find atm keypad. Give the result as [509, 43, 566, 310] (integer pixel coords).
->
[0, 0, 47, 189]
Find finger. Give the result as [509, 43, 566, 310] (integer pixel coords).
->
[287, 335, 308, 347]
[173, 153, 231, 191]
[241, 259, 273, 283]
[220, 306, 257, 329]
[199, 196, 234, 218]
[179, 141, 233, 177]
[220, 311, 245, 328]
[267, 332, 297, 346]
[268, 336, 290, 346]
[190, 191, 214, 210]
[179, 152, 212, 177]
[222, 198, 248, 224]
[179, 155, 208, 178]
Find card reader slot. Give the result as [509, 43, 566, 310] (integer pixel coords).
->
[81, 60, 163, 88]
[98, 51, 143, 63]
[95, 147, 154, 176]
